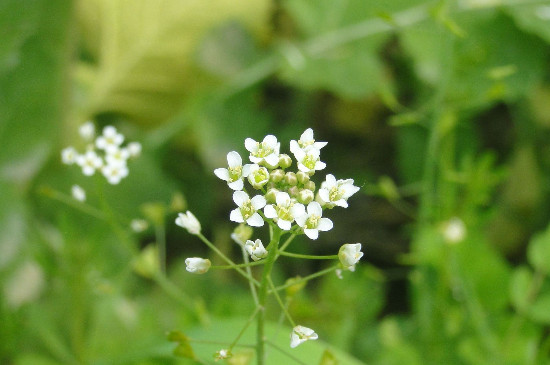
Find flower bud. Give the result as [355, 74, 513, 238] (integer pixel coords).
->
[175, 211, 201, 235]
[284, 172, 297, 186]
[296, 171, 309, 184]
[338, 243, 363, 270]
[245, 239, 268, 261]
[279, 154, 292, 169]
[231, 223, 253, 245]
[304, 180, 316, 191]
[248, 165, 270, 189]
[265, 188, 279, 204]
[297, 189, 314, 204]
[185, 257, 211, 274]
[270, 169, 285, 183]
[287, 186, 299, 197]
[285, 276, 306, 297]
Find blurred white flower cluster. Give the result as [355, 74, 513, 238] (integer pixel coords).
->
[61, 122, 141, 184]
[214, 128, 360, 241]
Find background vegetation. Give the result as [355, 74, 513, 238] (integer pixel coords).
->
[2, 0, 550, 364]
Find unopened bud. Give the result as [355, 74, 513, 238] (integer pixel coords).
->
[285, 276, 306, 297]
[231, 224, 253, 245]
[298, 189, 314, 204]
[270, 169, 285, 183]
[279, 154, 292, 169]
[287, 186, 299, 197]
[285, 172, 298, 186]
[296, 171, 309, 184]
[304, 180, 316, 191]
[265, 188, 279, 203]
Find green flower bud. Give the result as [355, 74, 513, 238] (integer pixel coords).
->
[231, 224, 253, 245]
[270, 169, 285, 183]
[279, 154, 292, 169]
[298, 189, 314, 204]
[285, 276, 306, 297]
[304, 180, 316, 191]
[265, 188, 279, 203]
[287, 186, 299, 197]
[285, 172, 298, 186]
[296, 171, 309, 184]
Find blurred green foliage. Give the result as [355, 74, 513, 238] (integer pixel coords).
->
[2, 0, 550, 364]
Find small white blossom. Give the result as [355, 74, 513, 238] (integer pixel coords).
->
[101, 162, 128, 184]
[175, 211, 202, 235]
[214, 151, 252, 191]
[339, 243, 363, 270]
[185, 258, 211, 274]
[76, 150, 103, 176]
[263, 192, 305, 231]
[214, 349, 231, 361]
[95, 126, 124, 153]
[318, 174, 360, 208]
[247, 164, 270, 189]
[294, 202, 333, 240]
[71, 185, 86, 202]
[290, 325, 318, 348]
[245, 239, 268, 261]
[130, 219, 149, 232]
[61, 146, 78, 165]
[79, 121, 95, 141]
[290, 128, 327, 154]
[105, 147, 130, 167]
[127, 142, 142, 157]
[245, 135, 280, 166]
[293, 147, 326, 174]
[230, 191, 266, 227]
[442, 217, 466, 244]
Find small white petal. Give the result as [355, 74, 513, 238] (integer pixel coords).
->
[289, 140, 300, 154]
[293, 149, 305, 161]
[249, 155, 263, 164]
[297, 164, 310, 173]
[304, 229, 319, 240]
[242, 164, 252, 177]
[317, 218, 333, 232]
[264, 205, 277, 218]
[307, 202, 323, 216]
[233, 191, 249, 206]
[228, 179, 244, 191]
[290, 203, 306, 218]
[227, 151, 242, 168]
[276, 192, 291, 207]
[325, 174, 336, 187]
[318, 189, 330, 203]
[341, 184, 360, 199]
[246, 213, 264, 227]
[294, 214, 307, 227]
[264, 153, 279, 166]
[245, 138, 258, 152]
[301, 128, 314, 142]
[313, 141, 328, 149]
[334, 199, 349, 208]
[263, 134, 278, 147]
[230, 209, 244, 223]
[278, 219, 292, 231]
[315, 161, 326, 170]
[251, 195, 267, 210]
[214, 168, 230, 181]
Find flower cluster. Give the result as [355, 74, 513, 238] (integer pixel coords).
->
[215, 128, 360, 241]
[61, 122, 141, 184]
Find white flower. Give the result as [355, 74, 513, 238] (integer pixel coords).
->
[185, 258, 211, 274]
[442, 217, 466, 244]
[293, 147, 326, 174]
[127, 142, 142, 158]
[130, 219, 149, 232]
[79, 121, 95, 141]
[263, 192, 305, 231]
[76, 150, 103, 176]
[230, 191, 266, 227]
[105, 147, 130, 167]
[290, 325, 318, 348]
[214, 348, 231, 361]
[95, 126, 124, 153]
[61, 146, 78, 165]
[214, 151, 252, 191]
[290, 128, 327, 154]
[175, 211, 202, 235]
[245, 135, 280, 166]
[71, 185, 86, 202]
[247, 164, 270, 189]
[101, 162, 129, 184]
[245, 239, 268, 261]
[339, 243, 363, 270]
[318, 174, 360, 208]
[294, 202, 333, 240]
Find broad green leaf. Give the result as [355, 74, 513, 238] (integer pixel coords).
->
[76, 0, 271, 125]
[527, 226, 550, 274]
[509, 266, 533, 313]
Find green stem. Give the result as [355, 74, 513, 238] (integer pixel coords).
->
[229, 307, 261, 350]
[278, 251, 338, 260]
[268, 277, 295, 327]
[257, 227, 282, 365]
[265, 340, 308, 365]
[197, 233, 260, 287]
[154, 222, 166, 275]
[278, 234, 297, 253]
[38, 185, 107, 221]
[212, 261, 266, 269]
[269, 265, 339, 294]
[239, 241, 259, 306]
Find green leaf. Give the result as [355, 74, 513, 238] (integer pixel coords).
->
[76, 0, 271, 125]
[528, 293, 550, 324]
[509, 266, 533, 313]
[527, 226, 550, 274]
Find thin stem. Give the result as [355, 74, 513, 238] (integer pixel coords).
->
[188, 338, 255, 348]
[257, 228, 282, 365]
[268, 277, 296, 327]
[265, 340, 308, 365]
[239, 241, 259, 306]
[38, 185, 107, 221]
[229, 307, 262, 350]
[269, 265, 339, 294]
[278, 234, 297, 253]
[278, 251, 338, 260]
[154, 222, 166, 275]
[196, 233, 260, 287]
[211, 261, 266, 269]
